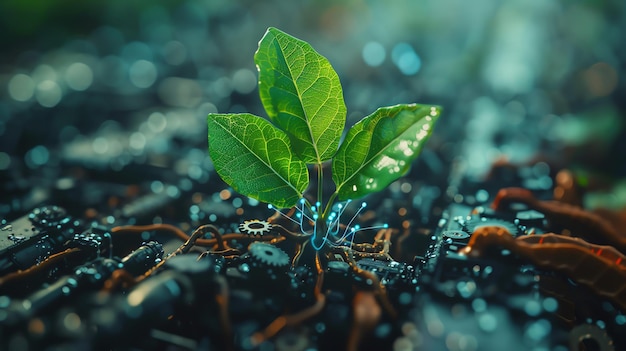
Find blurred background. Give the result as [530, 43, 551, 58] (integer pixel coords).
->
[0, 0, 625, 216]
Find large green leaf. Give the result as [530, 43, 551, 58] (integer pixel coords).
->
[332, 104, 440, 200]
[255, 27, 346, 164]
[207, 113, 309, 208]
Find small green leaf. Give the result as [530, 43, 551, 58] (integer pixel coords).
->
[255, 27, 346, 164]
[207, 113, 309, 208]
[332, 104, 440, 200]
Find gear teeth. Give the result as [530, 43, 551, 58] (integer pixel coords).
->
[239, 219, 273, 236]
[248, 242, 290, 267]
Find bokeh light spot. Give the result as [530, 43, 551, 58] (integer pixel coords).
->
[25, 145, 50, 169]
[232, 69, 257, 94]
[362, 41, 386, 67]
[129, 60, 157, 88]
[35, 80, 63, 108]
[65, 62, 94, 91]
[392, 43, 421, 75]
[0, 152, 10, 170]
[8, 74, 35, 102]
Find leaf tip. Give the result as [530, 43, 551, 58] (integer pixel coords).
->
[428, 105, 443, 121]
[261, 27, 282, 41]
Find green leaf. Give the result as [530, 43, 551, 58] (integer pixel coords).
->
[332, 104, 440, 200]
[207, 113, 309, 209]
[255, 27, 346, 164]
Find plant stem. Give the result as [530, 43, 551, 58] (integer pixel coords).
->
[316, 162, 323, 212]
[315, 162, 328, 245]
[321, 191, 338, 220]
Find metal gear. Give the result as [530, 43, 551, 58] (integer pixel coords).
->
[239, 219, 273, 236]
[569, 324, 615, 351]
[443, 230, 470, 240]
[465, 218, 519, 236]
[247, 242, 290, 267]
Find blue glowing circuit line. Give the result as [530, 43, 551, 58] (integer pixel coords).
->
[267, 204, 301, 226]
[334, 202, 367, 243]
[269, 199, 388, 251]
[313, 200, 355, 249]
[298, 199, 315, 234]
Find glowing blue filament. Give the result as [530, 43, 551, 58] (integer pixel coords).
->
[268, 198, 389, 252]
[266, 201, 307, 228]
[339, 201, 367, 242]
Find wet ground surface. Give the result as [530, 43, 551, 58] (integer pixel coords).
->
[1, 1, 625, 350]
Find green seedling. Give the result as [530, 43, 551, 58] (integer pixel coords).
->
[207, 27, 440, 250]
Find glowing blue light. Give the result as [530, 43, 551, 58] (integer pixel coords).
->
[362, 41, 386, 67]
[263, 198, 391, 252]
[391, 43, 421, 75]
